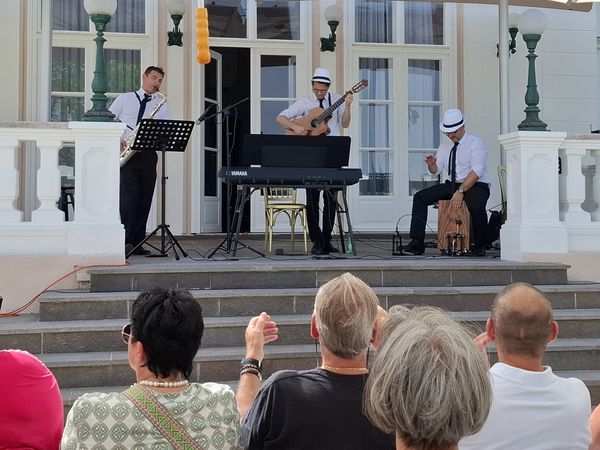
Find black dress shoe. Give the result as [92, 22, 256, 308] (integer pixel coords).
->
[311, 243, 326, 255]
[132, 246, 151, 256]
[403, 238, 425, 255]
[323, 241, 339, 253]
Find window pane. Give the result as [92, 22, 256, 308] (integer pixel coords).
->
[405, 2, 444, 45]
[51, 96, 85, 121]
[205, 58, 218, 101]
[261, 55, 296, 99]
[105, 49, 141, 93]
[52, 48, 85, 92]
[355, 0, 393, 44]
[408, 60, 440, 102]
[359, 151, 392, 196]
[205, 150, 218, 197]
[408, 105, 440, 148]
[53, 0, 88, 31]
[257, 2, 300, 40]
[360, 105, 390, 148]
[207, 0, 247, 38]
[106, 0, 145, 34]
[359, 58, 390, 100]
[409, 152, 438, 195]
[261, 101, 289, 135]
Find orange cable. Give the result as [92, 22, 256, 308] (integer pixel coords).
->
[0, 263, 130, 317]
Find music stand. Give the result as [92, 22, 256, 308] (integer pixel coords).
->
[125, 119, 195, 260]
[203, 98, 264, 259]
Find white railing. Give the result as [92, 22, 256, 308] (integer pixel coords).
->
[500, 131, 600, 262]
[0, 121, 125, 256]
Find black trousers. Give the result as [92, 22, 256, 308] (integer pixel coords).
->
[306, 188, 339, 246]
[409, 181, 490, 248]
[120, 151, 157, 247]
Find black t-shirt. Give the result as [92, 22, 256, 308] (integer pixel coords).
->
[240, 368, 395, 450]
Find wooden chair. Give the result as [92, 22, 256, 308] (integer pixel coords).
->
[437, 200, 471, 255]
[263, 188, 308, 253]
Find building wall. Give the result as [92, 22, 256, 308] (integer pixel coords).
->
[0, 1, 22, 121]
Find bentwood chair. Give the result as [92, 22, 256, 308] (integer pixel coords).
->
[263, 188, 308, 253]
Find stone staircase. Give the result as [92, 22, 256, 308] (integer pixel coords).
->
[2, 258, 600, 414]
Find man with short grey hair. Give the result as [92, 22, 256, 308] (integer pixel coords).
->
[459, 282, 591, 450]
[236, 272, 394, 450]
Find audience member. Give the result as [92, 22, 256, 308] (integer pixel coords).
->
[0, 349, 63, 449]
[588, 404, 600, 450]
[61, 288, 243, 449]
[364, 305, 492, 450]
[237, 272, 395, 449]
[459, 282, 591, 450]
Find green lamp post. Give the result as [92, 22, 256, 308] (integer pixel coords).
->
[82, 0, 117, 122]
[167, 0, 186, 47]
[517, 9, 548, 131]
[320, 4, 342, 52]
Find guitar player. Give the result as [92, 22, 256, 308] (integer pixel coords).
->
[276, 68, 353, 255]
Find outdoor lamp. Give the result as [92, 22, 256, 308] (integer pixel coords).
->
[82, 0, 117, 121]
[517, 9, 548, 131]
[320, 4, 342, 52]
[168, 0, 186, 47]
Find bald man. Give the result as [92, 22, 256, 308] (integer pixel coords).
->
[460, 282, 591, 450]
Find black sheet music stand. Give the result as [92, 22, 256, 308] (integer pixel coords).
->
[126, 119, 195, 260]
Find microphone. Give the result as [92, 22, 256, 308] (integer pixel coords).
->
[196, 104, 216, 124]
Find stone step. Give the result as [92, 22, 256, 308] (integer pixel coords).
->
[0, 315, 312, 354]
[38, 283, 600, 322]
[39, 338, 600, 390]
[86, 260, 569, 292]
[6, 308, 600, 355]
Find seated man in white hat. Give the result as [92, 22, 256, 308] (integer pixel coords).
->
[404, 108, 491, 256]
[275, 67, 353, 255]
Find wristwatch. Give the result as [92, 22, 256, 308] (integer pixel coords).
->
[458, 187, 465, 194]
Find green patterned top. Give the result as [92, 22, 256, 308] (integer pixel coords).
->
[61, 383, 243, 449]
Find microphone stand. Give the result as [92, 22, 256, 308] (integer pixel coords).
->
[202, 98, 264, 259]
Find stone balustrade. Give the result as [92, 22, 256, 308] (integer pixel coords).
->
[500, 131, 600, 263]
[0, 121, 125, 256]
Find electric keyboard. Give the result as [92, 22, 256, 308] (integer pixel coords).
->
[218, 167, 362, 186]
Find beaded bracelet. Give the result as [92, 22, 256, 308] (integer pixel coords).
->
[240, 366, 262, 381]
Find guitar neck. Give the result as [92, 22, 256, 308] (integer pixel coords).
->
[315, 91, 350, 125]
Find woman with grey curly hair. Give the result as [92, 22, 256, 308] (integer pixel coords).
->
[364, 306, 492, 450]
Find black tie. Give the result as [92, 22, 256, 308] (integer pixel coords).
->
[319, 98, 324, 109]
[448, 142, 458, 192]
[136, 93, 152, 125]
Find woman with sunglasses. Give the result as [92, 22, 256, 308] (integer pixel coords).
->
[61, 288, 243, 449]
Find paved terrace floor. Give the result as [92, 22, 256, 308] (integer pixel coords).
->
[130, 233, 502, 267]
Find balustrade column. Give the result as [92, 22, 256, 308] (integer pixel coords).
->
[591, 149, 600, 222]
[0, 138, 22, 223]
[31, 138, 64, 223]
[559, 141, 590, 222]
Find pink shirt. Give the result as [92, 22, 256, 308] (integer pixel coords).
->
[0, 350, 63, 450]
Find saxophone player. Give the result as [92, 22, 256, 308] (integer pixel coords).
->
[109, 66, 171, 256]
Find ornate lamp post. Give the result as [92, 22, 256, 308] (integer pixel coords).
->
[167, 0, 186, 47]
[517, 9, 548, 131]
[82, 0, 117, 121]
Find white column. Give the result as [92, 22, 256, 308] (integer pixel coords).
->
[0, 137, 22, 223]
[559, 141, 590, 223]
[592, 148, 600, 222]
[499, 131, 568, 261]
[31, 138, 64, 223]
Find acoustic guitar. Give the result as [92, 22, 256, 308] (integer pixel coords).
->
[286, 79, 368, 136]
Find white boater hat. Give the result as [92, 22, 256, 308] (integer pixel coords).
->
[312, 68, 331, 84]
[439, 109, 465, 133]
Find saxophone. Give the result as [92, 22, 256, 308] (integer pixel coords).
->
[119, 92, 167, 167]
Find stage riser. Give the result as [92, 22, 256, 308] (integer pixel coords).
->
[87, 265, 568, 292]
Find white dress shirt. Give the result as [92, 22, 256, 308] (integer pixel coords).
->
[279, 92, 346, 136]
[430, 132, 490, 185]
[109, 88, 171, 139]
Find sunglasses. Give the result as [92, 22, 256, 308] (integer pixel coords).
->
[121, 323, 132, 344]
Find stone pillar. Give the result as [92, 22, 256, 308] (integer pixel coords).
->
[0, 137, 22, 223]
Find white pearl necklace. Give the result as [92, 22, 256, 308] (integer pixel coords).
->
[137, 379, 189, 388]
